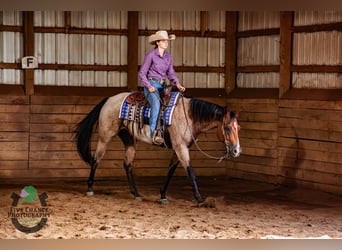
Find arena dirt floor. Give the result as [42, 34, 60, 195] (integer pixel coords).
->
[0, 176, 341, 239]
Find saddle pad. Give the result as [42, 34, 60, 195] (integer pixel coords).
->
[119, 91, 180, 126]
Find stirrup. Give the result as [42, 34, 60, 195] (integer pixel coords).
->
[152, 135, 164, 145]
[152, 131, 164, 145]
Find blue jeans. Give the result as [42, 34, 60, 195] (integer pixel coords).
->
[144, 80, 164, 137]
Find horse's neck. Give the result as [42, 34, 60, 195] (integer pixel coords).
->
[196, 121, 218, 133]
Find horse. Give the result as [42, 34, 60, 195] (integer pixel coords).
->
[74, 90, 241, 205]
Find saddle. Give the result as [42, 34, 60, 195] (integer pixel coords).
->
[120, 85, 179, 147]
[125, 85, 174, 105]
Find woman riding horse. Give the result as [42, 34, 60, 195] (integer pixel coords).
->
[139, 30, 186, 145]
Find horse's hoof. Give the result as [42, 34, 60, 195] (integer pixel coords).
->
[86, 191, 94, 196]
[159, 198, 168, 204]
[198, 198, 216, 208]
[135, 196, 143, 201]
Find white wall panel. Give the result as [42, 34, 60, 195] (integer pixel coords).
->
[95, 35, 108, 65]
[108, 36, 122, 65]
[108, 72, 127, 87]
[182, 72, 195, 88]
[292, 73, 342, 89]
[43, 33, 56, 63]
[237, 73, 279, 88]
[208, 38, 222, 67]
[183, 37, 195, 66]
[69, 71, 82, 86]
[293, 31, 342, 65]
[120, 36, 127, 65]
[238, 35, 280, 66]
[1, 11, 22, 25]
[56, 70, 68, 86]
[195, 72, 208, 88]
[195, 37, 208, 66]
[208, 11, 225, 31]
[81, 71, 95, 86]
[238, 11, 280, 31]
[94, 11, 107, 29]
[294, 11, 342, 26]
[0, 69, 21, 84]
[69, 34, 82, 64]
[56, 34, 69, 64]
[34, 11, 64, 27]
[170, 37, 183, 66]
[0, 32, 22, 63]
[170, 12, 183, 30]
[95, 71, 107, 86]
[183, 11, 200, 30]
[81, 11, 95, 28]
[81, 34, 94, 65]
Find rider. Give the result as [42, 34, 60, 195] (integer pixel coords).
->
[139, 30, 186, 145]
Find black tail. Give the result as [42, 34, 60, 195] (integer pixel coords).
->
[74, 97, 109, 166]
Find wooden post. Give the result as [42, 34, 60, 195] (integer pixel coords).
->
[64, 11, 71, 32]
[23, 11, 35, 96]
[225, 11, 238, 95]
[127, 11, 139, 91]
[200, 11, 208, 36]
[279, 11, 293, 97]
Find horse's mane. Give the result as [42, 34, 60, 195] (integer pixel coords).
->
[189, 98, 226, 123]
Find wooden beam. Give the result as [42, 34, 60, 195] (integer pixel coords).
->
[237, 28, 280, 38]
[23, 11, 35, 96]
[64, 11, 71, 32]
[293, 22, 342, 33]
[0, 25, 23, 32]
[225, 11, 238, 95]
[291, 65, 342, 73]
[34, 27, 127, 35]
[139, 29, 225, 38]
[127, 11, 139, 91]
[39, 63, 127, 71]
[237, 65, 280, 73]
[279, 11, 293, 98]
[200, 11, 208, 36]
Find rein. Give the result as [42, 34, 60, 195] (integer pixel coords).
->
[180, 94, 230, 163]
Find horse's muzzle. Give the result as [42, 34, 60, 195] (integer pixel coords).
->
[230, 145, 241, 158]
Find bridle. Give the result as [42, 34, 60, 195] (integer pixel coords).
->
[181, 95, 235, 163]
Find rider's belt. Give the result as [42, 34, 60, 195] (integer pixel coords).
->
[148, 77, 166, 84]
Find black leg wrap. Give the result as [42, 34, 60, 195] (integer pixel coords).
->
[124, 163, 140, 197]
[160, 161, 179, 200]
[186, 166, 203, 203]
[87, 161, 98, 193]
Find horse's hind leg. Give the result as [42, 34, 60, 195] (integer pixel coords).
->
[87, 136, 111, 195]
[118, 129, 142, 200]
[159, 152, 179, 204]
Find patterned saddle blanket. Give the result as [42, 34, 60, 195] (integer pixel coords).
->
[119, 91, 180, 127]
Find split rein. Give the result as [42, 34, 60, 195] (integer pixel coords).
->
[179, 94, 230, 163]
[148, 90, 231, 163]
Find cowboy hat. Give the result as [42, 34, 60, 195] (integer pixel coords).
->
[148, 30, 176, 45]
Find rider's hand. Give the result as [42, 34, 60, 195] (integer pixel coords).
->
[177, 83, 186, 92]
[148, 86, 155, 92]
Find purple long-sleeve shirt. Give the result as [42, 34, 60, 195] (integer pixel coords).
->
[139, 48, 179, 88]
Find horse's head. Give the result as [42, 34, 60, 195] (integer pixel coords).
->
[218, 110, 241, 158]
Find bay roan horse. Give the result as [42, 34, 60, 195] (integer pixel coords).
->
[74, 91, 241, 205]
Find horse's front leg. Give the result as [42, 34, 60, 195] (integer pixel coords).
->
[174, 145, 204, 204]
[119, 129, 142, 200]
[159, 152, 179, 204]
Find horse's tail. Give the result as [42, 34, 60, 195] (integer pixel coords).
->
[74, 97, 109, 166]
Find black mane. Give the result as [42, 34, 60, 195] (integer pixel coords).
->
[189, 98, 226, 123]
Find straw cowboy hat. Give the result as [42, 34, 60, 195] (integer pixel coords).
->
[148, 30, 176, 45]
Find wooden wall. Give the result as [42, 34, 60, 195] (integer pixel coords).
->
[0, 11, 341, 196]
[0, 94, 227, 179]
